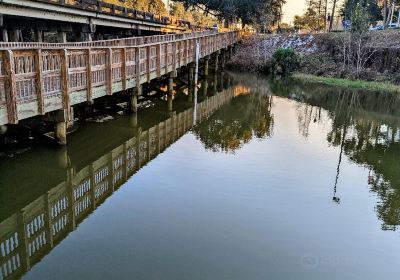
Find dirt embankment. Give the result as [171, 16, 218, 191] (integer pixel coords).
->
[229, 31, 400, 84]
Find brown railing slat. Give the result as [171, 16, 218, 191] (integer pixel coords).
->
[35, 49, 45, 115]
[61, 49, 71, 120]
[106, 48, 112, 95]
[86, 49, 93, 102]
[122, 48, 127, 91]
[4, 50, 18, 124]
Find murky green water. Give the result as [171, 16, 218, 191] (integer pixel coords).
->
[1, 73, 400, 280]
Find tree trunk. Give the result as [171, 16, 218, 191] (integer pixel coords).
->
[384, 0, 388, 29]
[329, 0, 338, 32]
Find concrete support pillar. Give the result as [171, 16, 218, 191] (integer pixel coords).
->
[168, 72, 174, 95]
[36, 29, 43, 42]
[167, 72, 174, 111]
[57, 31, 67, 43]
[203, 56, 210, 77]
[214, 51, 220, 72]
[1, 29, 8, 42]
[129, 112, 138, 127]
[202, 80, 208, 98]
[55, 121, 67, 145]
[10, 29, 20, 42]
[188, 85, 193, 102]
[221, 50, 226, 69]
[47, 109, 68, 145]
[129, 86, 141, 113]
[167, 94, 173, 112]
[213, 73, 218, 95]
[188, 64, 195, 87]
[129, 92, 138, 113]
[80, 32, 93, 42]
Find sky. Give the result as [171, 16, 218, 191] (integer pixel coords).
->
[282, 0, 307, 24]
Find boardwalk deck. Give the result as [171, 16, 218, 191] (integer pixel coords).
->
[0, 30, 239, 126]
[0, 0, 191, 33]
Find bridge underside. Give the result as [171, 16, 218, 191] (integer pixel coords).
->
[0, 0, 189, 43]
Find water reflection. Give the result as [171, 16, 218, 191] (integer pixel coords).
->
[0, 74, 235, 280]
[271, 78, 400, 230]
[1, 72, 400, 279]
[194, 86, 274, 153]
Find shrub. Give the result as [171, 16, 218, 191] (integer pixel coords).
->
[271, 48, 300, 76]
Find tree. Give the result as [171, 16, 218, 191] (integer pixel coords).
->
[103, 0, 167, 15]
[329, 0, 339, 31]
[342, 0, 382, 23]
[174, 0, 286, 27]
[293, 0, 327, 32]
[169, 2, 219, 27]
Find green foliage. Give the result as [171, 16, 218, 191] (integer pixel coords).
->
[271, 48, 300, 76]
[293, 0, 327, 32]
[174, 0, 285, 26]
[170, 2, 218, 27]
[292, 73, 400, 94]
[351, 2, 370, 33]
[104, 0, 167, 15]
[341, 0, 382, 22]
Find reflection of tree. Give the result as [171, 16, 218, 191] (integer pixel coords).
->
[275, 79, 400, 231]
[193, 92, 274, 153]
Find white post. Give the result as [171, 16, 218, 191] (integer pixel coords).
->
[389, 1, 395, 26]
[397, 10, 400, 26]
[193, 41, 200, 125]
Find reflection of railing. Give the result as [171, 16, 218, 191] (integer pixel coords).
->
[0, 86, 235, 280]
[0, 30, 238, 125]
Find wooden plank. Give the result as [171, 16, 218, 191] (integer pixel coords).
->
[106, 48, 112, 95]
[164, 44, 168, 74]
[185, 39, 189, 65]
[146, 46, 151, 83]
[86, 49, 93, 102]
[156, 44, 161, 78]
[172, 41, 177, 76]
[122, 47, 127, 91]
[4, 50, 18, 124]
[135, 47, 140, 90]
[60, 49, 71, 120]
[35, 49, 45, 115]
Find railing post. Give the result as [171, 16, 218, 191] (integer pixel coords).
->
[156, 44, 161, 78]
[4, 50, 18, 124]
[185, 39, 189, 65]
[135, 47, 140, 89]
[146, 46, 151, 83]
[122, 47, 127, 91]
[172, 41, 177, 76]
[35, 49, 45, 115]
[60, 49, 70, 120]
[106, 48, 112, 95]
[86, 49, 93, 102]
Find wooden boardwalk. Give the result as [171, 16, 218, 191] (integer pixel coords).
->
[0, 0, 191, 34]
[0, 30, 238, 126]
[0, 86, 235, 280]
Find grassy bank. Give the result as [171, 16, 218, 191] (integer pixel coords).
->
[293, 73, 400, 94]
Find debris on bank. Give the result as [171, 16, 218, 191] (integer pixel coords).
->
[228, 34, 318, 72]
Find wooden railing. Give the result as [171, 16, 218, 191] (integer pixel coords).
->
[0, 86, 235, 280]
[0, 30, 239, 125]
[31, 0, 191, 28]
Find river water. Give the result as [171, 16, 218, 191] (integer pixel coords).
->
[1, 72, 399, 280]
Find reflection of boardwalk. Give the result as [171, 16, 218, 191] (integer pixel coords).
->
[0, 87, 234, 280]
